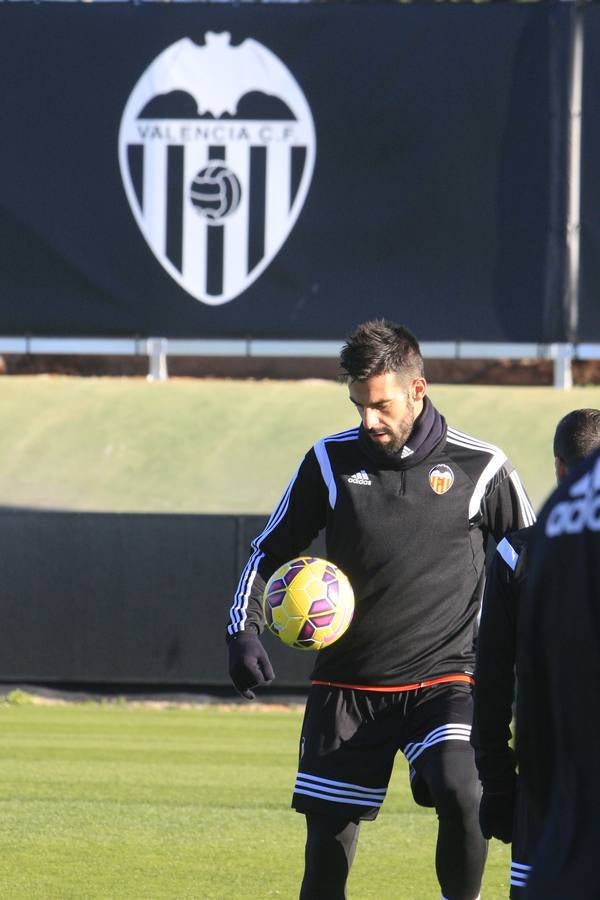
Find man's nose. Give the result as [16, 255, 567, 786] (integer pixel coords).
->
[363, 408, 380, 430]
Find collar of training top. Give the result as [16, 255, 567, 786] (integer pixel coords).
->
[358, 396, 447, 471]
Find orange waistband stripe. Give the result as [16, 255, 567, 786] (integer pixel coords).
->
[311, 673, 474, 693]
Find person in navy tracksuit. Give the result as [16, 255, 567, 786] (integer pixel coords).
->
[471, 408, 600, 897]
[517, 441, 600, 898]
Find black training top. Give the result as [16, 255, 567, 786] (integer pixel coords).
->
[228, 398, 535, 687]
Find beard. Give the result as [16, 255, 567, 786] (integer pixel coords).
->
[366, 395, 417, 456]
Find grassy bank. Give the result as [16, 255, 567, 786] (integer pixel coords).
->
[1, 376, 598, 513]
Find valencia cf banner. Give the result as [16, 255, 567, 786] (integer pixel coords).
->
[0, 3, 595, 341]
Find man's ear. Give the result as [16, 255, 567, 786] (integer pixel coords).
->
[555, 456, 568, 484]
[412, 378, 427, 402]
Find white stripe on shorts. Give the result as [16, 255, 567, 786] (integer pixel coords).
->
[294, 771, 387, 808]
[403, 722, 472, 765]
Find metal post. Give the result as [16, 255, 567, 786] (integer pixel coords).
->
[563, 0, 585, 347]
[551, 342, 574, 390]
[146, 337, 168, 382]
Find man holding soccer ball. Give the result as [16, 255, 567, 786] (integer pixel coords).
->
[227, 320, 535, 900]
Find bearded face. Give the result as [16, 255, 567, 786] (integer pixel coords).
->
[349, 371, 425, 455]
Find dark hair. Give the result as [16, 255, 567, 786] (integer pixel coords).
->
[553, 408, 600, 469]
[339, 319, 424, 382]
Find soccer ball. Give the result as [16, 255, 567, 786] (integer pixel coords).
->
[189, 164, 241, 222]
[263, 556, 354, 651]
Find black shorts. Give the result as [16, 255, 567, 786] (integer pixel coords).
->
[292, 681, 475, 821]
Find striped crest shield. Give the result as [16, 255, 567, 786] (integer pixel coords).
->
[428, 464, 455, 495]
[118, 33, 316, 306]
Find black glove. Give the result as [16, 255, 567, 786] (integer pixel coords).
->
[479, 786, 515, 843]
[227, 632, 275, 700]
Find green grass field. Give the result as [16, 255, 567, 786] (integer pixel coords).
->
[0, 698, 512, 899]
[1, 375, 600, 513]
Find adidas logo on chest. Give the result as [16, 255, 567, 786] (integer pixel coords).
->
[347, 469, 372, 486]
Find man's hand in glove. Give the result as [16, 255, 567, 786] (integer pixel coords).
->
[479, 784, 515, 844]
[227, 631, 275, 700]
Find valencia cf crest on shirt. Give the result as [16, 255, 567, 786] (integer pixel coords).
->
[428, 464, 454, 495]
[118, 32, 316, 306]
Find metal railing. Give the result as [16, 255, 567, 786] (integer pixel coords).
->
[0, 336, 594, 388]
